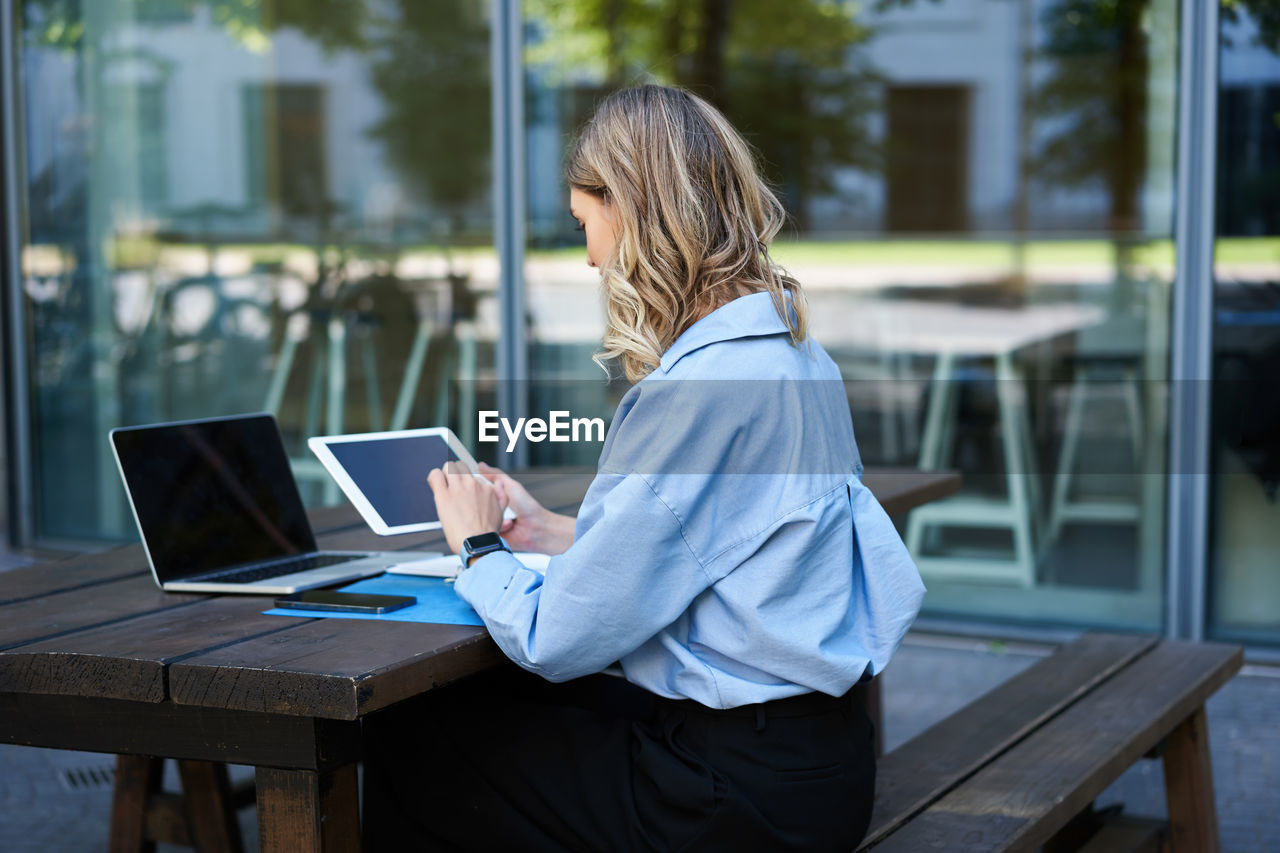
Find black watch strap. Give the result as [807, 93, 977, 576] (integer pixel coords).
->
[462, 532, 509, 566]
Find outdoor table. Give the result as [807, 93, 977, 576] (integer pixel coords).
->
[0, 466, 958, 851]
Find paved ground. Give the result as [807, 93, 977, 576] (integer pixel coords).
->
[0, 630, 1275, 851]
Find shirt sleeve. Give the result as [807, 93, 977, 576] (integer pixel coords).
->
[452, 471, 711, 682]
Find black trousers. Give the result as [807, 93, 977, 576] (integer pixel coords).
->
[362, 666, 876, 852]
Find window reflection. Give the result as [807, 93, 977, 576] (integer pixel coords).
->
[19, 0, 494, 539]
[1209, 2, 1280, 646]
[523, 0, 1179, 630]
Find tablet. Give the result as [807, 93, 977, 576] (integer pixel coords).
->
[308, 427, 484, 535]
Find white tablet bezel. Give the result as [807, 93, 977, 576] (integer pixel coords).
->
[308, 427, 481, 536]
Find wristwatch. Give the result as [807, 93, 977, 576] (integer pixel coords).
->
[461, 532, 510, 567]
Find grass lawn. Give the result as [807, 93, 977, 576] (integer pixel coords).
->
[99, 235, 1280, 272]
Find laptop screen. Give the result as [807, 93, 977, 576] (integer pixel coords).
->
[112, 414, 317, 582]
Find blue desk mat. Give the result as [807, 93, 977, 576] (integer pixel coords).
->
[263, 574, 483, 626]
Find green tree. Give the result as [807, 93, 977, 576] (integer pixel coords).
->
[528, 0, 880, 230]
[23, 0, 366, 52]
[1222, 0, 1280, 53]
[1030, 0, 1150, 301]
[365, 0, 492, 247]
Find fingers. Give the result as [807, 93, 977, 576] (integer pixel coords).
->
[426, 467, 446, 494]
[442, 460, 471, 483]
[492, 479, 510, 511]
[478, 461, 505, 484]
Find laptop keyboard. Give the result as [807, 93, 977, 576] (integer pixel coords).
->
[211, 553, 366, 585]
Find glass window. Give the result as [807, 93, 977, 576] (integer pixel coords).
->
[17, 0, 495, 541]
[522, 0, 1180, 631]
[1207, 2, 1280, 646]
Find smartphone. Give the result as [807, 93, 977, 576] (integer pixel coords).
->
[274, 590, 416, 614]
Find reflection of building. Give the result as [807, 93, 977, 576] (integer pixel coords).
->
[24, 8, 483, 245]
[527, 1, 1179, 240]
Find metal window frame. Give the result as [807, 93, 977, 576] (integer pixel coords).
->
[491, 0, 528, 467]
[1166, 0, 1219, 641]
[1, 0, 34, 547]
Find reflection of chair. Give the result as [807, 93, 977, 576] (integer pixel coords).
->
[1045, 314, 1146, 546]
[831, 348, 922, 465]
[155, 273, 275, 417]
[263, 307, 376, 503]
[905, 349, 1042, 588]
[884, 300, 1106, 589]
[392, 317, 478, 446]
[262, 274, 480, 500]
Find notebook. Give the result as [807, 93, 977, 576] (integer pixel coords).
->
[110, 413, 439, 594]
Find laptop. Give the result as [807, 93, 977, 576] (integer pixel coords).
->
[111, 413, 437, 594]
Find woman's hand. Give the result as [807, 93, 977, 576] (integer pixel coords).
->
[427, 462, 508, 556]
[478, 462, 577, 555]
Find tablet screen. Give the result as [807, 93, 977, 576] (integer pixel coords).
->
[323, 433, 461, 528]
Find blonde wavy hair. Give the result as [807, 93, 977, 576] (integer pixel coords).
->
[566, 84, 809, 383]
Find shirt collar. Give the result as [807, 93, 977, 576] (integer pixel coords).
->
[657, 291, 793, 373]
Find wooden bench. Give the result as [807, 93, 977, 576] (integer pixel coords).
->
[861, 632, 1242, 852]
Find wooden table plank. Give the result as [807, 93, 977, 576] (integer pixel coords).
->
[169, 619, 504, 719]
[0, 545, 148, 606]
[0, 573, 203, 653]
[869, 640, 1243, 852]
[0, 595, 308, 702]
[861, 467, 961, 517]
[861, 632, 1158, 849]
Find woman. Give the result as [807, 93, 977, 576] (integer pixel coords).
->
[362, 84, 925, 852]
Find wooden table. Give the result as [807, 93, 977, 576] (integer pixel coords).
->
[0, 466, 957, 851]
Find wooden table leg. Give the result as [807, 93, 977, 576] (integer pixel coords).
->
[177, 760, 245, 853]
[256, 764, 360, 852]
[1162, 705, 1221, 853]
[109, 755, 165, 853]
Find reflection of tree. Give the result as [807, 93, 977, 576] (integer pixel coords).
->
[1223, 0, 1280, 54]
[1032, 0, 1148, 277]
[22, 0, 497, 250]
[366, 0, 491, 251]
[528, 0, 879, 230]
[1032, 0, 1279, 294]
[24, 0, 365, 52]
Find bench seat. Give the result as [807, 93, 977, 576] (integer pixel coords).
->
[863, 633, 1241, 853]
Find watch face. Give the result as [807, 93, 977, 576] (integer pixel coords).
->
[465, 532, 504, 552]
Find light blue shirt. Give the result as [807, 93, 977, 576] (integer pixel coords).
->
[455, 291, 926, 708]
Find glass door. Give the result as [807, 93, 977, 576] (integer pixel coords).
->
[1207, 2, 1280, 646]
